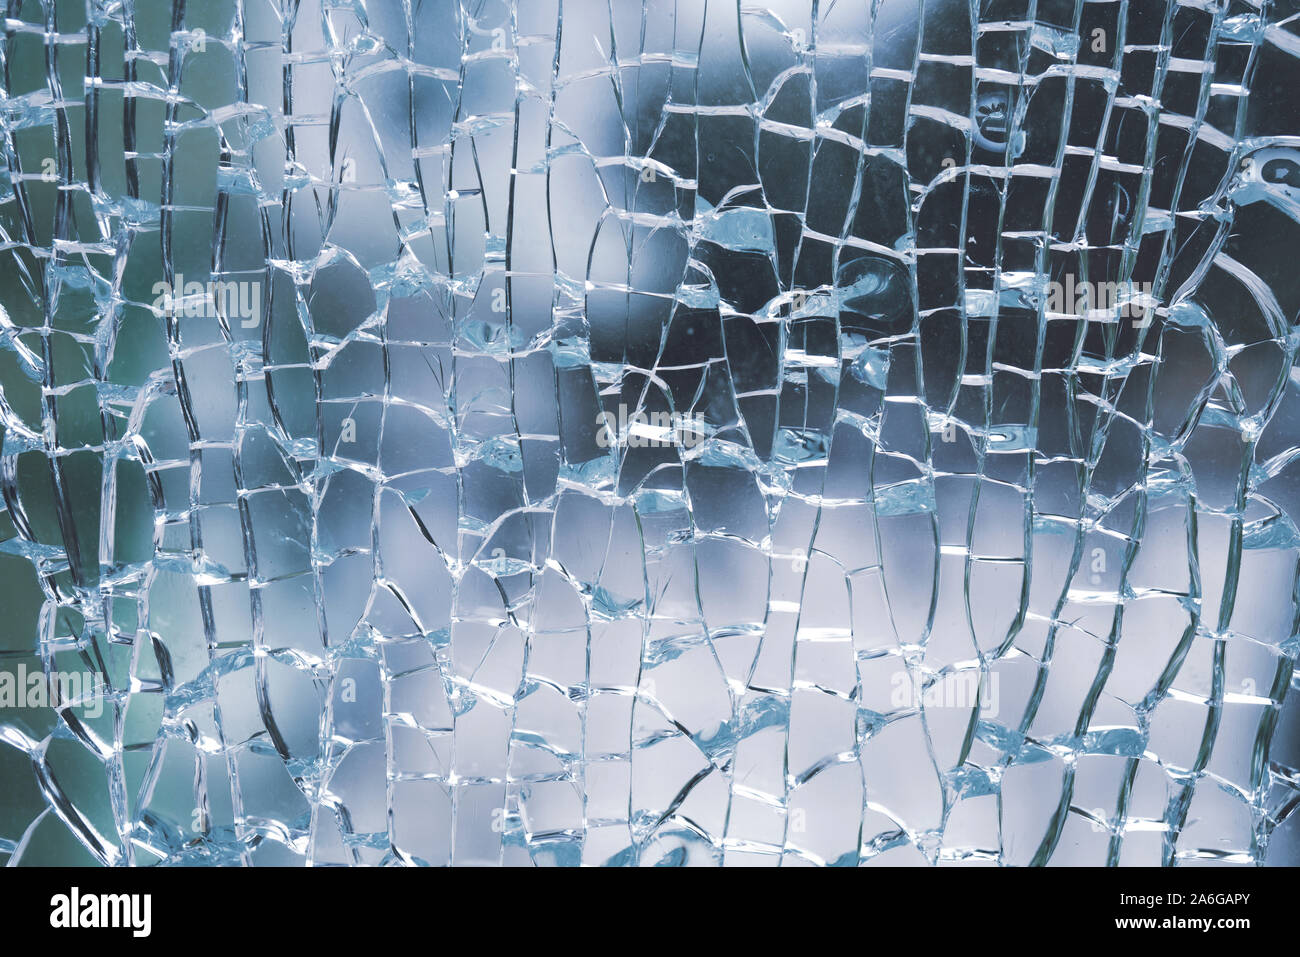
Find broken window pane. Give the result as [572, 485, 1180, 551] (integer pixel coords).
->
[0, 0, 1298, 867]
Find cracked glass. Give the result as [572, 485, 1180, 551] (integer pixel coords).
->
[1, 0, 1299, 867]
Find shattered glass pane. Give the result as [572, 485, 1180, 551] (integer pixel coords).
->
[1, 0, 1299, 867]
